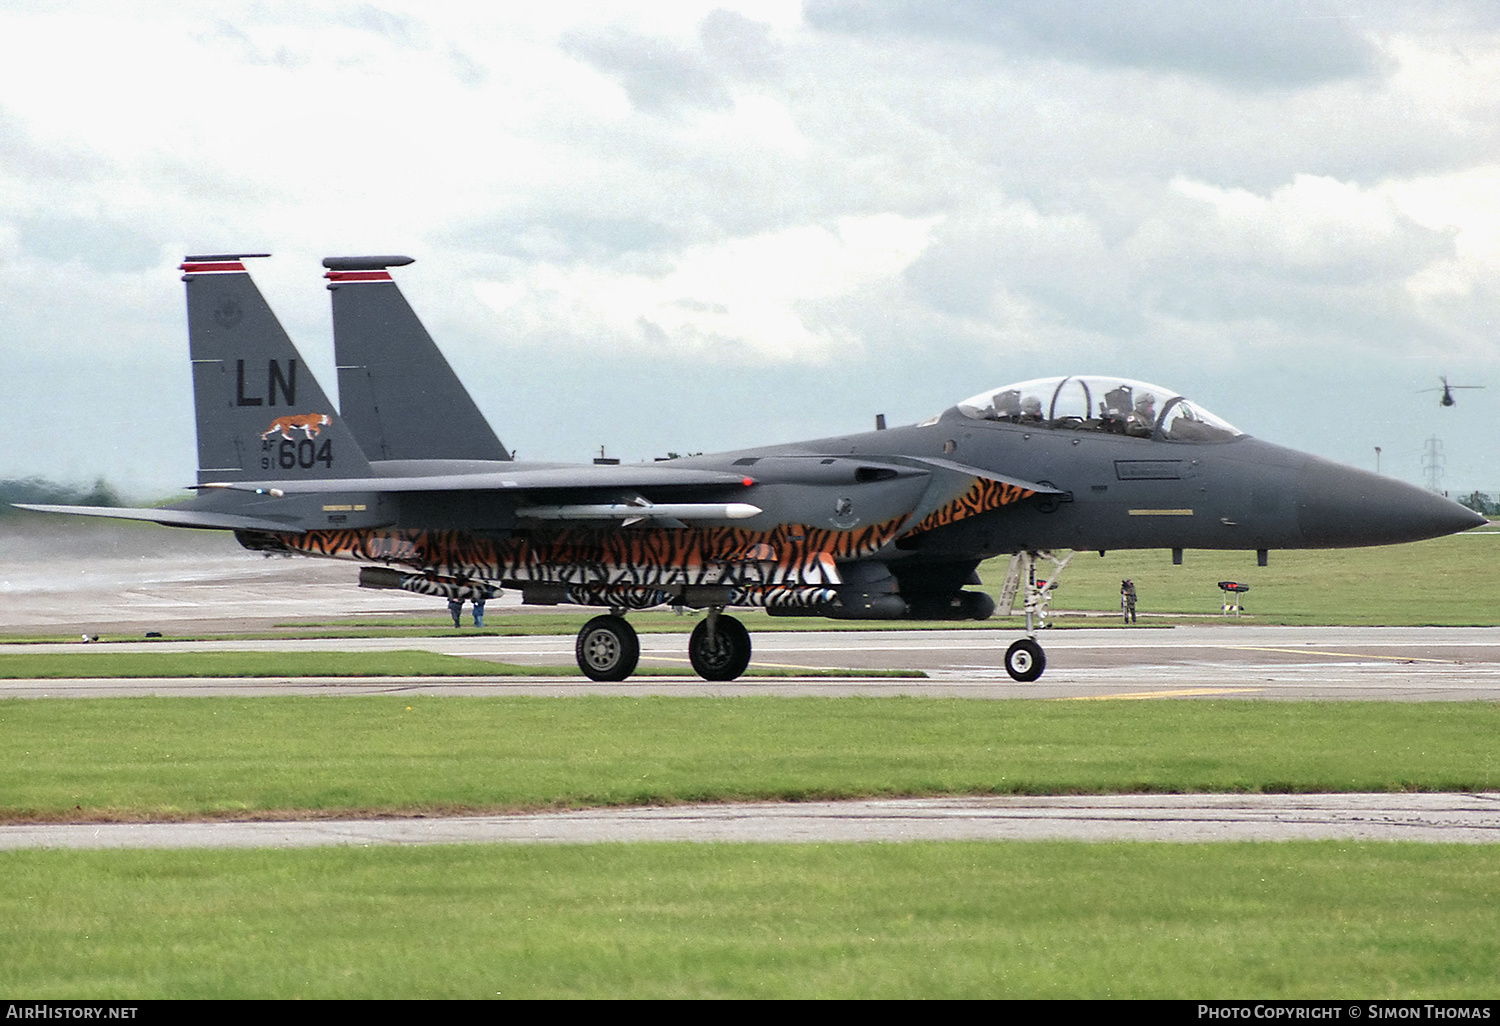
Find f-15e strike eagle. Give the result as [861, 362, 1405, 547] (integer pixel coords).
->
[19, 254, 1485, 682]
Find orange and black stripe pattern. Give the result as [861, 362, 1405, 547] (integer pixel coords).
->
[901, 478, 1034, 537]
[241, 476, 1032, 602]
[246, 515, 910, 588]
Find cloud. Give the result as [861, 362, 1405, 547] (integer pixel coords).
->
[474, 213, 939, 361]
[1, 4, 1499, 490]
[1162, 174, 1449, 281]
[460, 213, 685, 263]
[14, 216, 162, 274]
[699, 8, 782, 81]
[806, 0, 1385, 90]
[893, 172, 1461, 373]
[562, 25, 735, 113]
[341, 4, 425, 48]
[561, 8, 782, 113]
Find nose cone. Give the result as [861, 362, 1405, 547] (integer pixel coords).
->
[1297, 458, 1487, 546]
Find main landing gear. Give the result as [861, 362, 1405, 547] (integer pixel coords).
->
[573, 607, 752, 682]
[688, 610, 752, 681]
[996, 549, 1075, 682]
[575, 614, 640, 682]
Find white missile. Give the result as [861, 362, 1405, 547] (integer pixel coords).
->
[520, 502, 762, 523]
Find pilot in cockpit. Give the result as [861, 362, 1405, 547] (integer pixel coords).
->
[1101, 385, 1132, 433]
[1126, 393, 1156, 437]
[1019, 395, 1044, 423]
[990, 389, 1022, 421]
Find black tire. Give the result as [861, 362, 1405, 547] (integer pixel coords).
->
[688, 616, 752, 681]
[575, 615, 640, 682]
[1004, 638, 1046, 682]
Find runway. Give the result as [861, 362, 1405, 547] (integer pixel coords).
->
[8, 625, 1500, 700]
[3, 794, 1497, 850]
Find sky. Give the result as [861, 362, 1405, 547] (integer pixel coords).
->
[3, 0, 1500, 500]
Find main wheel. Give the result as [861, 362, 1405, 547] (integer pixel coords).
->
[1003, 638, 1046, 682]
[575, 615, 640, 681]
[688, 615, 752, 681]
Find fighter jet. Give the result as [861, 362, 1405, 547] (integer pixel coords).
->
[18, 254, 1486, 683]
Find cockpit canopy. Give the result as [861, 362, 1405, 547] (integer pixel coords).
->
[955, 376, 1242, 443]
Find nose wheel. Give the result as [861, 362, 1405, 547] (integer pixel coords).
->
[575, 614, 640, 681]
[1004, 638, 1046, 682]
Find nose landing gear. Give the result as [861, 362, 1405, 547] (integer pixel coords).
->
[1003, 637, 1046, 682]
[997, 549, 1074, 681]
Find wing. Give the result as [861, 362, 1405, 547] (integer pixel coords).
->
[11, 503, 310, 533]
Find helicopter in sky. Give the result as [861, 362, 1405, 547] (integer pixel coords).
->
[1420, 376, 1484, 407]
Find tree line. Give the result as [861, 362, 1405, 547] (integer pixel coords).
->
[0, 477, 121, 515]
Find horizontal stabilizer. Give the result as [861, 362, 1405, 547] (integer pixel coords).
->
[11, 503, 307, 533]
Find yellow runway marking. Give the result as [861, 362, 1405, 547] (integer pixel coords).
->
[1062, 687, 1263, 701]
[1228, 646, 1454, 664]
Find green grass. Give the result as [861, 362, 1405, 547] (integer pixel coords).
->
[3, 698, 1496, 821]
[991, 528, 1500, 625]
[2, 841, 1496, 998]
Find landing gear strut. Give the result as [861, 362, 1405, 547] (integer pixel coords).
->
[575, 614, 640, 681]
[997, 550, 1075, 682]
[688, 609, 752, 681]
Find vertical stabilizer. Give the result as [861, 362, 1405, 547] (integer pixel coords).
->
[183, 255, 373, 484]
[325, 256, 511, 462]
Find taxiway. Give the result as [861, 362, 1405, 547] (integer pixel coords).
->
[3, 794, 1497, 850]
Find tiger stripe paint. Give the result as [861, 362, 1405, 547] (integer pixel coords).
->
[237, 475, 1034, 610]
[900, 478, 1035, 537]
[242, 515, 911, 589]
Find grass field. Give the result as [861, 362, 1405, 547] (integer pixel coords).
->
[2, 841, 1497, 998]
[977, 528, 1500, 625]
[3, 698, 1496, 821]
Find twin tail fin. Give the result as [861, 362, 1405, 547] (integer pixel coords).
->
[182, 254, 373, 485]
[325, 255, 511, 462]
